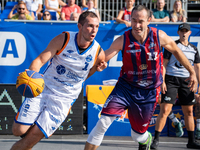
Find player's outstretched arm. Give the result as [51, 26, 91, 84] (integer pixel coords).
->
[86, 50, 107, 79]
[159, 30, 197, 92]
[29, 33, 65, 72]
[105, 35, 123, 62]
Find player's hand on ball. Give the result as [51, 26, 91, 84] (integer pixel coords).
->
[16, 70, 45, 98]
[97, 61, 107, 72]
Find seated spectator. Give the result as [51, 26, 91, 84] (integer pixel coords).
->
[151, 0, 170, 22]
[44, 0, 67, 20]
[170, 0, 187, 22]
[82, 0, 97, 9]
[22, 0, 43, 20]
[115, 0, 135, 27]
[70, 12, 79, 21]
[8, 1, 34, 20]
[82, 0, 101, 21]
[8, 1, 33, 20]
[61, 0, 81, 21]
[43, 10, 52, 20]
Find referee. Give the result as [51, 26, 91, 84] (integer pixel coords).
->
[151, 23, 200, 149]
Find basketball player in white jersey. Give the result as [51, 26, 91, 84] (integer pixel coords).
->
[10, 11, 107, 150]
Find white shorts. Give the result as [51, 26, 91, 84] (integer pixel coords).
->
[15, 86, 74, 138]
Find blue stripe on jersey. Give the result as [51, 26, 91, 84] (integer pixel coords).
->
[128, 30, 138, 82]
[74, 33, 95, 55]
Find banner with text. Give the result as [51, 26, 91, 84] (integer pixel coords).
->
[0, 21, 200, 95]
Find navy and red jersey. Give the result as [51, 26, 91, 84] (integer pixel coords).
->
[122, 7, 131, 21]
[119, 27, 163, 89]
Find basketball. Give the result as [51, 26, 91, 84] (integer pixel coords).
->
[16, 70, 45, 98]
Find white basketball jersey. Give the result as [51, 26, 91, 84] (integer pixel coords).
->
[43, 32, 101, 99]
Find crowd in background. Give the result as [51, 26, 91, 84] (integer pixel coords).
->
[3, 0, 200, 22]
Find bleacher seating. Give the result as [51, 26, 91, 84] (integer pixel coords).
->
[49, 12, 57, 20]
[1, 1, 18, 20]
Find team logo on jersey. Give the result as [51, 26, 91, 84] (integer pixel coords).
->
[148, 42, 156, 49]
[139, 64, 148, 70]
[67, 50, 74, 53]
[56, 65, 66, 75]
[86, 55, 92, 62]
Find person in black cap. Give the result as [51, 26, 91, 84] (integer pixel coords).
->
[151, 22, 200, 149]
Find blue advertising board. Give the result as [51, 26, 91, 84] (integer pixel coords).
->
[0, 20, 200, 96]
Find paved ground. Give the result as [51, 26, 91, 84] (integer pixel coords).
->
[0, 134, 197, 150]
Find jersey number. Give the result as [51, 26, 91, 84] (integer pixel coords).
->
[147, 52, 158, 61]
[82, 62, 89, 71]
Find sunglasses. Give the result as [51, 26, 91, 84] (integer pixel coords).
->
[18, 8, 25, 10]
[44, 14, 50, 16]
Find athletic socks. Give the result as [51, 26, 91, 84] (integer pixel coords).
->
[168, 112, 179, 124]
[196, 119, 200, 130]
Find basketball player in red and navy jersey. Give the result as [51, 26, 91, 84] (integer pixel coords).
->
[84, 5, 197, 150]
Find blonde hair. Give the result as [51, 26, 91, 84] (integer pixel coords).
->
[172, 0, 185, 18]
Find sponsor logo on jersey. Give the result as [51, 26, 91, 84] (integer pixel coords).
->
[56, 65, 66, 75]
[62, 53, 77, 60]
[192, 99, 196, 103]
[164, 96, 171, 101]
[86, 54, 92, 62]
[67, 50, 74, 53]
[137, 80, 153, 87]
[66, 71, 83, 82]
[139, 64, 148, 70]
[128, 70, 156, 75]
[126, 49, 141, 53]
[49, 114, 61, 125]
[53, 77, 73, 87]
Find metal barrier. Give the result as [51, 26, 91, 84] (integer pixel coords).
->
[0, 0, 188, 21]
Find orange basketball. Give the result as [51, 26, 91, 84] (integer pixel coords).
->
[16, 70, 44, 98]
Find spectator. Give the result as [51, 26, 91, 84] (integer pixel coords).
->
[22, 0, 43, 20]
[170, 0, 187, 22]
[82, 0, 101, 21]
[61, 0, 81, 21]
[43, 10, 52, 20]
[115, 0, 135, 27]
[8, 1, 33, 20]
[44, 0, 67, 20]
[70, 12, 79, 21]
[82, 0, 97, 9]
[198, 18, 200, 22]
[151, 0, 170, 22]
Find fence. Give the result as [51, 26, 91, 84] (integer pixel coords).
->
[0, 0, 188, 21]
